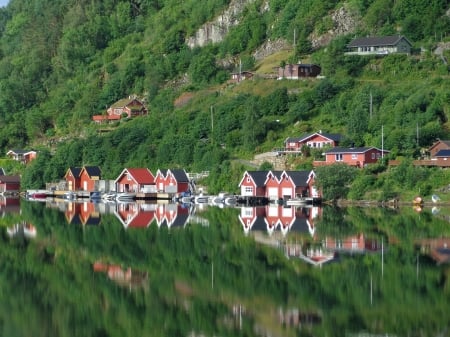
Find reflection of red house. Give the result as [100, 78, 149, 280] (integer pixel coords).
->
[114, 202, 155, 229]
[79, 202, 100, 225]
[0, 175, 20, 193]
[314, 147, 389, 168]
[79, 166, 101, 191]
[65, 202, 82, 225]
[115, 168, 155, 193]
[0, 196, 21, 214]
[6, 149, 37, 164]
[155, 203, 190, 228]
[238, 205, 320, 237]
[65, 202, 100, 225]
[284, 132, 342, 152]
[321, 233, 384, 254]
[238, 206, 267, 234]
[93, 261, 148, 289]
[92, 97, 148, 123]
[64, 167, 82, 191]
[154, 169, 190, 194]
[416, 238, 450, 265]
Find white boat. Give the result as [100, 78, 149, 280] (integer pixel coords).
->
[224, 196, 237, 205]
[64, 191, 77, 200]
[285, 198, 308, 206]
[102, 192, 117, 201]
[194, 194, 209, 204]
[116, 192, 136, 201]
[181, 196, 194, 203]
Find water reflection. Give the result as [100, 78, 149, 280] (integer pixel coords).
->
[93, 261, 149, 290]
[6, 221, 37, 239]
[0, 195, 20, 215]
[1, 196, 450, 336]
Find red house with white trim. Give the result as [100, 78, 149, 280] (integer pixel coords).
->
[239, 171, 268, 197]
[115, 168, 155, 193]
[64, 167, 82, 191]
[154, 169, 190, 194]
[79, 166, 101, 191]
[6, 149, 37, 164]
[239, 170, 319, 201]
[278, 170, 318, 200]
[0, 175, 20, 193]
[314, 147, 389, 168]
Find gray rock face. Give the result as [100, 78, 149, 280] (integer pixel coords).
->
[186, 0, 258, 48]
[310, 6, 359, 49]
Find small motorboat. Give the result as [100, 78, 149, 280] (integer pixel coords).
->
[194, 194, 209, 204]
[431, 194, 441, 203]
[31, 192, 48, 199]
[285, 198, 308, 206]
[116, 192, 136, 201]
[64, 191, 77, 200]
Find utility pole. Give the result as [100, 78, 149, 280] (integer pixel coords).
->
[211, 105, 214, 145]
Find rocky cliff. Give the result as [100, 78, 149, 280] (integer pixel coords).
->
[186, 0, 262, 48]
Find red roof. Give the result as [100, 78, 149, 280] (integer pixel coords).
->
[122, 168, 154, 184]
[127, 211, 155, 228]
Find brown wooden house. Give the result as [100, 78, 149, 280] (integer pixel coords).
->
[92, 97, 148, 123]
[277, 63, 321, 79]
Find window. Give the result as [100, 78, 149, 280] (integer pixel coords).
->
[246, 177, 250, 183]
[371, 153, 375, 159]
[335, 154, 343, 161]
[245, 186, 253, 193]
[352, 154, 357, 160]
[127, 174, 131, 181]
[244, 208, 253, 217]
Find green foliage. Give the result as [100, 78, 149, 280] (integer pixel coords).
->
[0, 0, 448, 195]
[315, 163, 358, 201]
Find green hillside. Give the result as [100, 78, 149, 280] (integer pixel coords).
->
[0, 0, 449, 196]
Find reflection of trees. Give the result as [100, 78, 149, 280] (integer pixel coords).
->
[315, 206, 355, 237]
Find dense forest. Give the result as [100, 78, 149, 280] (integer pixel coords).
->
[0, 0, 449, 198]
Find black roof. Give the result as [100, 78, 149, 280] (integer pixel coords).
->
[435, 149, 450, 157]
[284, 170, 311, 186]
[247, 171, 269, 187]
[83, 166, 101, 178]
[347, 35, 411, 48]
[325, 147, 374, 154]
[170, 169, 189, 182]
[67, 167, 82, 177]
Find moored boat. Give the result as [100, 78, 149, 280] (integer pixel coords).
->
[116, 192, 136, 201]
[285, 198, 308, 206]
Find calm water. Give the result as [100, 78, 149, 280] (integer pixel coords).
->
[1, 196, 449, 337]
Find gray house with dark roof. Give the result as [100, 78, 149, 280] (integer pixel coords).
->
[284, 131, 342, 153]
[346, 35, 412, 55]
